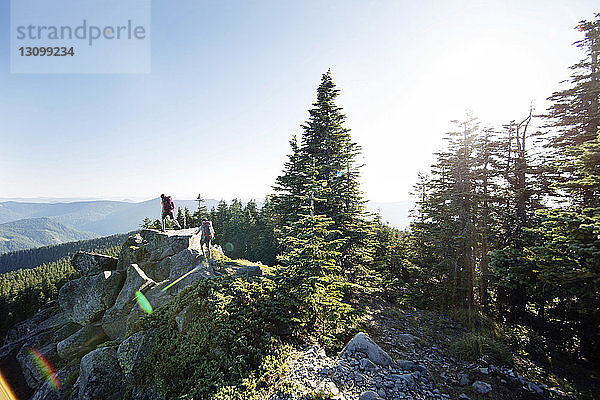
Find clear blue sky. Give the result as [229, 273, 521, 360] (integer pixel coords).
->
[0, 0, 598, 202]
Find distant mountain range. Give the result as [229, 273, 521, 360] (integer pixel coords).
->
[0, 198, 412, 253]
[0, 217, 98, 254]
[0, 198, 218, 236]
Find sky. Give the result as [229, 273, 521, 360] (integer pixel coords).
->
[0, 0, 598, 202]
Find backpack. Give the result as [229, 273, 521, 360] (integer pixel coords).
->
[163, 196, 175, 211]
[201, 221, 213, 239]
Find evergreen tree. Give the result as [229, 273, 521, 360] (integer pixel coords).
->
[273, 136, 305, 228]
[210, 200, 229, 247]
[410, 115, 481, 310]
[525, 208, 600, 361]
[176, 207, 185, 229]
[562, 130, 600, 207]
[545, 14, 600, 206]
[275, 161, 353, 347]
[273, 70, 374, 279]
[184, 207, 194, 228]
[255, 197, 279, 265]
[194, 193, 208, 223]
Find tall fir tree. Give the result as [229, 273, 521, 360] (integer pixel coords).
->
[545, 14, 600, 207]
[275, 159, 353, 347]
[273, 70, 374, 280]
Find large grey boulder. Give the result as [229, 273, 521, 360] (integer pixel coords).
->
[16, 342, 60, 389]
[101, 306, 133, 342]
[359, 391, 382, 400]
[102, 264, 156, 339]
[142, 281, 174, 308]
[339, 332, 393, 366]
[4, 301, 58, 343]
[141, 229, 200, 263]
[54, 321, 82, 343]
[3, 301, 77, 346]
[57, 324, 108, 360]
[79, 347, 125, 400]
[164, 249, 212, 292]
[59, 270, 125, 325]
[117, 330, 153, 384]
[168, 248, 203, 279]
[72, 252, 118, 276]
[118, 229, 205, 282]
[117, 233, 146, 270]
[30, 362, 79, 400]
[153, 256, 172, 281]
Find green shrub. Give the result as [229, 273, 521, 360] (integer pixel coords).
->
[211, 344, 293, 400]
[447, 308, 500, 338]
[450, 333, 513, 366]
[139, 276, 290, 399]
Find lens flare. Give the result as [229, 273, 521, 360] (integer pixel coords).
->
[225, 242, 234, 252]
[161, 264, 201, 292]
[27, 347, 61, 390]
[135, 291, 153, 314]
[0, 368, 17, 400]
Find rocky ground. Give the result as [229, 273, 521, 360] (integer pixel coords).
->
[269, 308, 576, 400]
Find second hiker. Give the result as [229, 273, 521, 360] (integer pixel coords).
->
[198, 219, 215, 259]
[160, 194, 182, 231]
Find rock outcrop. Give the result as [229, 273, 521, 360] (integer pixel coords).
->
[16, 342, 60, 389]
[79, 347, 125, 400]
[2, 228, 263, 400]
[30, 363, 79, 400]
[59, 270, 125, 325]
[270, 324, 560, 400]
[57, 324, 108, 360]
[71, 252, 119, 276]
[102, 263, 156, 340]
[0, 301, 80, 397]
[117, 330, 153, 384]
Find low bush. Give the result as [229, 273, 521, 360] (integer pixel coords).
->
[139, 276, 291, 399]
[450, 333, 513, 366]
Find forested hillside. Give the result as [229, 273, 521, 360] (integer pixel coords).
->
[0, 232, 131, 273]
[0, 217, 98, 254]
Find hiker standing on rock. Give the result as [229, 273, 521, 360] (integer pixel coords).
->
[160, 194, 181, 231]
[198, 220, 215, 259]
